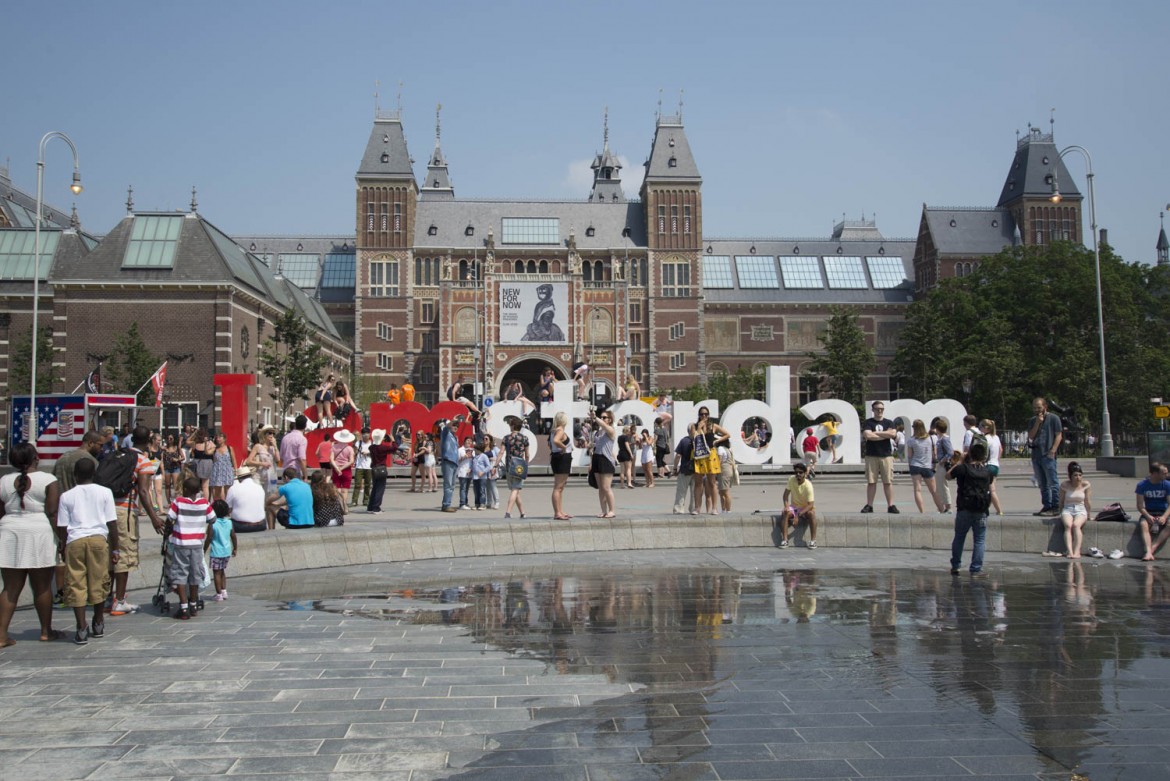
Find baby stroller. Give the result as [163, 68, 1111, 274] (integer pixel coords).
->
[151, 528, 205, 613]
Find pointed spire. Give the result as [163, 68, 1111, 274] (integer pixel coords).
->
[125, 185, 134, 214]
[678, 89, 684, 121]
[590, 107, 624, 203]
[435, 102, 442, 144]
[374, 79, 380, 117]
[69, 203, 80, 229]
[420, 102, 454, 200]
[1158, 211, 1169, 266]
[190, 186, 198, 213]
[603, 106, 609, 150]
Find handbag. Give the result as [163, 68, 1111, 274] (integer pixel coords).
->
[588, 469, 598, 489]
[372, 465, 388, 479]
[1093, 502, 1129, 523]
[509, 458, 529, 480]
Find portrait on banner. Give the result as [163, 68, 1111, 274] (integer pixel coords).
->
[499, 282, 569, 344]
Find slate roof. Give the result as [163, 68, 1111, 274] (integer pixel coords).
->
[0, 166, 76, 230]
[1157, 226, 1169, 252]
[413, 200, 648, 250]
[997, 129, 1081, 207]
[419, 140, 454, 200]
[356, 115, 414, 179]
[922, 207, 1016, 257]
[644, 116, 701, 182]
[0, 227, 93, 294]
[50, 212, 341, 341]
[701, 236, 917, 305]
[229, 235, 356, 304]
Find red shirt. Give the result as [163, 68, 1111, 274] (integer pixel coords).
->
[801, 435, 819, 454]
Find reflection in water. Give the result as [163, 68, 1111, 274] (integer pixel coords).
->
[257, 561, 1170, 779]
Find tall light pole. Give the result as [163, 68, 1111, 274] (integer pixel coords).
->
[30, 131, 83, 443]
[1051, 145, 1112, 457]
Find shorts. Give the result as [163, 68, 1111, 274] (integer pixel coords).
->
[233, 520, 266, 534]
[909, 465, 936, 479]
[113, 507, 140, 572]
[507, 475, 526, 491]
[209, 556, 231, 571]
[167, 545, 205, 587]
[591, 453, 616, 475]
[802, 451, 818, 467]
[694, 451, 720, 476]
[717, 462, 733, 491]
[63, 535, 111, 608]
[987, 465, 1000, 478]
[551, 452, 572, 475]
[865, 456, 894, 485]
[332, 467, 353, 489]
[656, 450, 668, 469]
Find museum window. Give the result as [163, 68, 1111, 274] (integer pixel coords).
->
[377, 322, 393, 342]
[376, 353, 394, 372]
[514, 260, 524, 273]
[421, 332, 436, 353]
[662, 261, 691, 297]
[367, 204, 374, 232]
[631, 331, 643, 354]
[671, 205, 679, 234]
[684, 204, 691, 234]
[669, 353, 686, 371]
[798, 374, 818, 407]
[393, 202, 402, 234]
[369, 259, 399, 297]
[658, 205, 666, 234]
[629, 362, 643, 382]
[419, 362, 434, 385]
[539, 259, 549, 273]
[669, 322, 684, 341]
[380, 202, 388, 232]
[630, 302, 642, 323]
[421, 301, 435, 323]
[415, 256, 440, 286]
[628, 257, 648, 286]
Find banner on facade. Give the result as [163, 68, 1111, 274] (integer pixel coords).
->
[498, 282, 568, 345]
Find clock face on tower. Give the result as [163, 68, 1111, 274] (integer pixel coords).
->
[240, 325, 250, 359]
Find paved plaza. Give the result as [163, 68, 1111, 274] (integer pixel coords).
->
[3, 460, 1170, 779]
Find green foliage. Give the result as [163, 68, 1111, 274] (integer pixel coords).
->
[104, 322, 162, 406]
[257, 309, 331, 427]
[8, 325, 57, 395]
[892, 241, 1168, 431]
[670, 365, 766, 410]
[803, 307, 875, 411]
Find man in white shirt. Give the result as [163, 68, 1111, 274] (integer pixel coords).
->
[961, 415, 980, 454]
[55, 458, 119, 645]
[226, 466, 267, 533]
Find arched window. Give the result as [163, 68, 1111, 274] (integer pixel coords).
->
[514, 260, 524, 274]
[589, 309, 613, 343]
[454, 307, 479, 342]
[539, 259, 549, 274]
[527, 260, 537, 274]
[583, 262, 593, 283]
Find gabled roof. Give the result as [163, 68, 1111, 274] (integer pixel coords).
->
[413, 200, 647, 250]
[997, 129, 1081, 207]
[643, 115, 701, 182]
[922, 206, 1016, 257]
[0, 227, 92, 293]
[0, 165, 76, 230]
[356, 115, 415, 180]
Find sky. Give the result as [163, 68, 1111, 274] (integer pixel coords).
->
[3, 1, 1167, 266]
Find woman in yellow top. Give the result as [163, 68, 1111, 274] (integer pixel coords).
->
[822, 418, 840, 464]
[692, 406, 730, 515]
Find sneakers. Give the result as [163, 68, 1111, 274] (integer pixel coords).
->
[950, 568, 961, 576]
[441, 507, 457, 513]
[1088, 547, 1105, 559]
[458, 505, 471, 510]
[1107, 549, 1124, 560]
[74, 627, 89, 645]
[109, 600, 138, 616]
[214, 593, 226, 602]
[492, 503, 500, 509]
[778, 539, 789, 548]
[89, 621, 104, 639]
[887, 506, 900, 514]
[1043, 508, 1060, 517]
[860, 504, 874, 513]
[174, 607, 190, 620]
[807, 540, 818, 549]
[221, 591, 228, 600]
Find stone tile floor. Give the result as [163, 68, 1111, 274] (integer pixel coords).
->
[2, 548, 1169, 780]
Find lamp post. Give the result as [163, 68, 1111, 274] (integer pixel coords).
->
[961, 377, 974, 413]
[1051, 145, 1112, 457]
[30, 131, 83, 443]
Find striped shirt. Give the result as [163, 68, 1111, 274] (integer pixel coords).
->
[167, 496, 215, 547]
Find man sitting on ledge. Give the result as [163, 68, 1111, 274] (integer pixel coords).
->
[779, 462, 817, 549]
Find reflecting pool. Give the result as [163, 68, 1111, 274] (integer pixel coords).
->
[240, 555, 1170, 780]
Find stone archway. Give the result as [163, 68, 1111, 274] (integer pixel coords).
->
[496, 355, 568, 401]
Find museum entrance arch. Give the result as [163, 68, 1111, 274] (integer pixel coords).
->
[497, 356, 567, 402]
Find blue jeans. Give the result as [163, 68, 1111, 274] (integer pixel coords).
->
[1032, 451, 1059, 509]
[951, 509, 988, 572]
[459, 477, 472, 507]
[441, 460, 457, 509]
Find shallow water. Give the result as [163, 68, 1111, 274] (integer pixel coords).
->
[236, 556, 1170, 780]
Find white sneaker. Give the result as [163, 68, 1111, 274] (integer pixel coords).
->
[110, 600, 138, 615]
[459, 505, 471, 510]
[492, 503, 500, 510]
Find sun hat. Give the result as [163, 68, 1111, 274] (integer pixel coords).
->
[234, 466, 255, 479]
[371, 429, 386, 445]
[333, 429, 356, 444]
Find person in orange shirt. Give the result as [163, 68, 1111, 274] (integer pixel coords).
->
[386, 384, 401, 406]
[401, 383, 415, 402]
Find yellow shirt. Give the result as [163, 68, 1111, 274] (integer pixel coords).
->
[786, 475, 815, 508]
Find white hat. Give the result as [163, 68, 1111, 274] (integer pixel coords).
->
[333, 429, 356, 444]
[371, 428, 387, 445]
[234, 466, 255, 479]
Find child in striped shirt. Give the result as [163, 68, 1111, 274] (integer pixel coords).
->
[166, 476, 215, 620]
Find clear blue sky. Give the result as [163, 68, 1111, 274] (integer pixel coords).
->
[3, 1, 1166, 265]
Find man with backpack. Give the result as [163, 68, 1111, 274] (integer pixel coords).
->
[947, 441, 993, 576]
[96, 426, 164, 615]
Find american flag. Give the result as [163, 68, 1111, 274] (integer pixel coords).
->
[10, 395, 86, 464]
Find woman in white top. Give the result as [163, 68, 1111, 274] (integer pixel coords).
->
[0, 443, 64, 646]
[980, 419, 1004, 515]
[905, 420, 945, 513]
[639, 429, 656, 488]
[1058, 462, 1092, 558]
[590, 410, 618, 518]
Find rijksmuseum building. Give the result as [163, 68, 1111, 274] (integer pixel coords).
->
[1, 107, 1102, 423]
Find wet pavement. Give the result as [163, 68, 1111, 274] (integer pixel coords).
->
[2, 548, 1169, 780]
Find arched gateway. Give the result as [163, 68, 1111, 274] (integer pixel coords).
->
[496, 356, 568, 401]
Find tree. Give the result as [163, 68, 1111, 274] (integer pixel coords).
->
[803, 307, 875, 411]
[8, 325, 57, 396]
[104, 322, 162, 406]
[671, 365, 765, 411]
[257, 309, 330, 428]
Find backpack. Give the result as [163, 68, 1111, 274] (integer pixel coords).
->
[956, 463, 992, 513]
[967, 429, 989, 456]
[95, 448, 139, 499]
[1094, 503, 1130, 523]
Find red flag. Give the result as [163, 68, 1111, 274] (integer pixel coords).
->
[149, 362, 168, 407]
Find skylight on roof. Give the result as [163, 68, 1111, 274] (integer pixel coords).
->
[321, 253, 356, 288]
[701, 256, 733, 288]
[734, 256, 779, 289]
[123, 215, 182, 268]
[501, 218, 559, 245]
[824, 256, 867, 289]
[779, 256, 823, 289]
[866, 256, 908, 289]
[0, 230, 59, 280]
[278, 253, 322, 290]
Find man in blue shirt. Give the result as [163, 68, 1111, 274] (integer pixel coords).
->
[440, 416, 463, 513]
[1136, 462, 1170, 561]
[1027, 397, 1064, 516]
[266, 467, 314, 529]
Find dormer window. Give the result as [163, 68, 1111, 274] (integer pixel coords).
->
[669, 137, 675, 147]
[383, 134, 389, 143]
[668, 156, 677, 168]
[428, 224, 438, 236]
[380, 153, 389, 163]
[585, 225, 595, 237]
[433, 179, 440, 187]
[465, 225, 475, 237]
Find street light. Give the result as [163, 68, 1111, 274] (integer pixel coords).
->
[961, 377, 974, 411]
[30, 131, 82, 443]
[1050, 145, 1112, 457]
